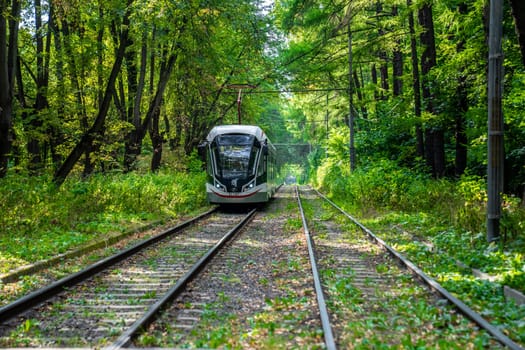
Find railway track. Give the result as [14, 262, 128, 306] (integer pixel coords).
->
[127, 185, 323, 348]
[296, 186, 523, 349]
[1, 185, 523, 348]
[0, 209, 256, 348]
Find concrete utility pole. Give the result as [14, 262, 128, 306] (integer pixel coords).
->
[487, 0, 504, 242]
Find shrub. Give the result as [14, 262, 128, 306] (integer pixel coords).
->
[0, 169, 207, 264]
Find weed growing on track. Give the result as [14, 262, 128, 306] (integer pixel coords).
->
[315, 159, 525, 347]
[317, 160, 525, 293]
[303, 197, 503, 348]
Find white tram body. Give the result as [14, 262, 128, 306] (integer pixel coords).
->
[199, 125, 278, 204]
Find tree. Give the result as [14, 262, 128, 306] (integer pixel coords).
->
[53, 0, 133, 186]
[419, 2, 445, 178]
[407, 0, 423, 158]
[0, 0, 20, 178]
[510, 0, 525, 66]
[487, 0, 504, 242]
[25, 0, 51, 173]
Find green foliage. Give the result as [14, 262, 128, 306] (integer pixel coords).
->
[3, 0, 284, 180]
[275, 0, 525, 197]
[317, 150, 525, 242]
[0, 169, 207, 271]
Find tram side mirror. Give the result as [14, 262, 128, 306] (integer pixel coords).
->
[197, 142, 207, 161]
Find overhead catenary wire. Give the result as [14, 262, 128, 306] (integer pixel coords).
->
[222, 87, 350, 94]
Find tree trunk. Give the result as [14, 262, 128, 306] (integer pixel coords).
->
[149, 106, 162, 172]
[455, 103, 467, 175]
[510, 0, 525, 67]
[48, 2, 64, 169]
[0, 0, 19, 178]
[0, 12, 11, 177]
[487, 0, 504, 242]
[28, 0, 51, 173]
[392, 6, 403, 97]
[376, 2, 388, 99]
[347, 16, 356, 171]
[353, 69, 367, 118]
[53, 0, 133, 186]
[407, 0, 423, 158]
[123, 33, 147, 171]
[371, 64, 379, 101]
[419, 2, 442, 177]
[433, 128, 445, 177]
[455, 3, 468, 176]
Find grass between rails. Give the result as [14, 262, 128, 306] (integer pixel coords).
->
[301, 197, 502, 349]
[316, 159, 525, 294]
[0, 169, 208, 275]
[315, 160, 525, 346]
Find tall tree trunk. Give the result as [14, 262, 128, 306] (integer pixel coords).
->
[371, 64, 379, 101]
[0, 0, 19, 178]
[348, 18, 356, 170]
[0, 5, 11, 178]
[149, 106, 162, 172]
[376, 2, 389, 99]
[455, 3, 468, 176]
[487, 0, 504, 242]
[47, 1, 65, 169]
[96, 6, 103, 108]
[15, 52, 28, 169]
[419, 2, 443, 177]
[353, 69, 367, 118]
[510, 0, 525, 67]
[433, 129, 445, 177]
[124, 32, 148, 171]
[28, 0, 51, 173]
[455, 94, 468, 175]
[392, 5, 403, 97]
[53, 0, 133, 186]
[407, 0, 424, 158]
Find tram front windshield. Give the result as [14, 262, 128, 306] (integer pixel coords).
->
[214, 134, 259, 180]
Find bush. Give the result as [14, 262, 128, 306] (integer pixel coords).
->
[0, 169, 208, 266]
[316, 159, 519, 237]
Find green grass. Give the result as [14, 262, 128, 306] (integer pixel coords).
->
[317, 160, 525, 294]
[0, 169, 208, 274]
[315, 160, 525, 346]
[301, 194, 506, 348]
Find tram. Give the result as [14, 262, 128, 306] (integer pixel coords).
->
[198, 125, 278, 204]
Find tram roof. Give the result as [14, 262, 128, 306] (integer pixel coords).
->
[206, 125, 268, 142]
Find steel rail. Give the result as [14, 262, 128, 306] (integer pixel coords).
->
[295, 186, 336, 350]
[315, 189, 524, 350]
[104, 208, 257, 350]
[0, 207, 218, 323]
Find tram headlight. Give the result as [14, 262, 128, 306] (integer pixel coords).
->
[213, 180, 226, 192]
[242, 180, 255, 192]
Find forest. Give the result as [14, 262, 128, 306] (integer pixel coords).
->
[1, 0, 525, 346]
[1, 0, 525, 186]
[1, 0, 525, 285]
